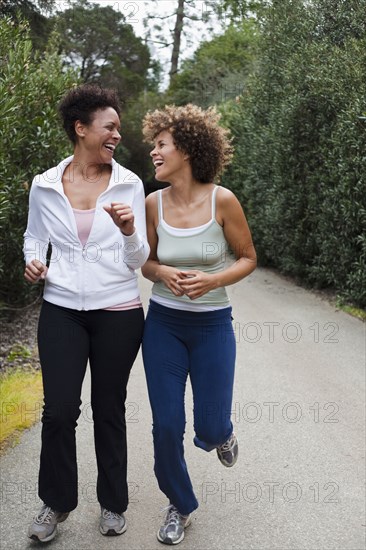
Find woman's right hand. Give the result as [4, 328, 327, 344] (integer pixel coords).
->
[159, 265, 187, 296]
[24, 260, 48, 284]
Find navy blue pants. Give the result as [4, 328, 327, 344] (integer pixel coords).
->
[37, 300, 144, 513]
[142, 300, 236, 515]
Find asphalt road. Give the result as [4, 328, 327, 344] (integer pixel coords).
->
[0, 268, 365, 550]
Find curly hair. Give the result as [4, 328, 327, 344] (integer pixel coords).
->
[58, 84, 121, 144]
[142, 104, 233, 183]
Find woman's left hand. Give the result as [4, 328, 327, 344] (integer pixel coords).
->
[104, 202, 135, 236]
[177, 270, 218, 300]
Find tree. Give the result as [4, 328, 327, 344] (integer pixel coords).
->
[0, 17, 78, 308]
[170, 0, 185, 81]
[143, 0, 214, 87]
[0, 0, 57, 50]
[220, 0, 366, 307]
[166, 19, 259, 107]
[119, 91, 166, 187]
[54, 0, 154, 102]
[311, 0, 366, 45]
[214, 0, 268, 22]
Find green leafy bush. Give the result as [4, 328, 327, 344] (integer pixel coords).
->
[220, 1, 366, 308]
[0, 18, 78, 309]
[166, 20, 259, 107]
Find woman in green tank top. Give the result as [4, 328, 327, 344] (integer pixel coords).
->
[141, 104, 257, 545]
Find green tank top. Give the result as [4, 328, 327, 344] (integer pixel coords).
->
[152, 187, 230, 307]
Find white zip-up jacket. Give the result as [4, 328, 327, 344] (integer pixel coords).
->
[23, 156, 150, 311]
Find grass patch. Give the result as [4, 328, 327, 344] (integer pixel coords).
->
[335, 297, 366, 321]
[6, 344, 32, 363]
[0, 368, 43, 453]
[339, 305, 366, 321]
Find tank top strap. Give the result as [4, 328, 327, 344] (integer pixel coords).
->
[159, 187, 218, 222]
[157, 189, 164, 222]
[211, 185, 219, 220]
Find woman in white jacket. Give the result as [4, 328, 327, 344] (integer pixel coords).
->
[24, 84, 149, 543]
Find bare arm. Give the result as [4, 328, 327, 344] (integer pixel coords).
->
[141, 192, 184, 297]
[178, 187, 257, 299]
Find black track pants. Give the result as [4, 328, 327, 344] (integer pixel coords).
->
[37, 300, 144, 513]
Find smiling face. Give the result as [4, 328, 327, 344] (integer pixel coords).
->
[76, 107, 121, 164]
[150, 130, 189, 182]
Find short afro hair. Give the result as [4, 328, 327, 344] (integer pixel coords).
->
[142, 104, 233, 183]
[58, 84, 121, 144]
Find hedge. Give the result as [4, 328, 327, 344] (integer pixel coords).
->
[221, 2, 366, 308]
[0, 18, 78, 309]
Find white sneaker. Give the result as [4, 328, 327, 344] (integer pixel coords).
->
[99, 507, 127, 536]
[157, 504, 191, 545]
[28, 503, 69, 543]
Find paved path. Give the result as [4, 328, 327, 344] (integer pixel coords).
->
[0, 268, 365, 550]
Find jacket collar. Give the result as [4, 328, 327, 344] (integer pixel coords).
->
[34, 156, 139, 189]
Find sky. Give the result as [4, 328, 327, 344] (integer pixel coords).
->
[54, 0, 223, 88]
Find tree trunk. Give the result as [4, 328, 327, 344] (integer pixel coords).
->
[169, 0, 185, 85]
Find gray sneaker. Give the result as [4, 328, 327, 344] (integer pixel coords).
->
[216, 432, 238, 467]
[99, 507, 127, 536]
[157, 505, 191, 545]
[28, 503, 69, 543]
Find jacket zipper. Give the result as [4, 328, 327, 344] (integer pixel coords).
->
[81, 245, 86, 310]
[77, 193, 109, 311]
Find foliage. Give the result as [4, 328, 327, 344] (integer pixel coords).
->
[143, 0, 216, 86]
[54, 0, 156, 102]
[311, 0, 366, 45]
[215, 0, 269, 23]
[220, 0, 366, 307]
[1, 0, 55, 10]
[0, 0, 57, 51]
[166, 20, 259, 107]
[0, 17, 78, 308]
[117, 92, 166, 185]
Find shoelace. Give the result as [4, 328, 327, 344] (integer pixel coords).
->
[102, 509, 122, 520]
[219, 434, 235, 452]
[161, 505, 183, 525]
[34, 506, 53, 525]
